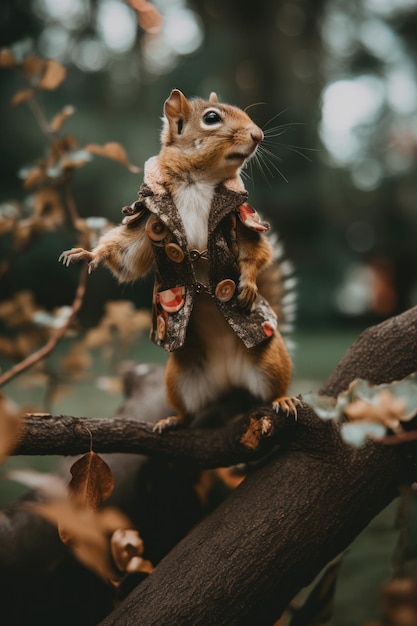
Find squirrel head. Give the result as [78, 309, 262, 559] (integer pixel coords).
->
[159, 89, 263, 186]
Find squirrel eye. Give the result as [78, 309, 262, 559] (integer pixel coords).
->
[177, 119, 183, 134]
[203, 110, 221, 125]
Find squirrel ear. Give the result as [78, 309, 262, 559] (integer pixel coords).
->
[164, 89, 191, 120]
[209, 92, 219, 103]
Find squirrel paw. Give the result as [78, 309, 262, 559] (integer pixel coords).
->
[272, 396, 301, 419]
[153, 415, 183, 434]
[59, 248, 97, 272]
[238, 282, 258, 309]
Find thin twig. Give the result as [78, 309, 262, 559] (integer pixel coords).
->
[0, 264, 88, 388]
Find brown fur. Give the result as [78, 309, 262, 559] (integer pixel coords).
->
[60, 89, 296, 430]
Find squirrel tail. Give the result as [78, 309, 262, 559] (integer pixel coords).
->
[257, 233, 297, 353]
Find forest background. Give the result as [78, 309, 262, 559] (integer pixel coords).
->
[1, 1, 417, 624]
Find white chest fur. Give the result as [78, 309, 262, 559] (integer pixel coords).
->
[172, 181, 215, 250]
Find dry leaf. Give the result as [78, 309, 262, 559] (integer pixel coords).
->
[31, 501, 131, 581]
[33, 188, 65, 229]
[12, 88, 35, 106]
[39, 59, 66, 90]
[60, 342, 92, 378]
[23, 165, 48, 188]
[344, 389, 407, 432]
[0, 48, 15, 67]
[127, 0, 163, 33]
[111, 528, 154, 575]
[85, 142, 140, 173]
[69, 451, 115, 509]
[50, 105, 75, 132]
[22, 55, 45, 79]
[0, 396, 24, 465]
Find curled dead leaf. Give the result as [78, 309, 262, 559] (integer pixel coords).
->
[69, 450, 115, 509]
[85, 142, 140, 173]
[344, 389, 407, 433]
[111, 528, 154, 577]
[0, 48, 15, 67]
[39, 59, 66, 90]
[50, 105, 75, 132]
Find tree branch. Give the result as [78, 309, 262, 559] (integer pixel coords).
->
[98, 307, 417, 626]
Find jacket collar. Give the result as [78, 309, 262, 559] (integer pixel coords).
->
[140, 156, 248, 240]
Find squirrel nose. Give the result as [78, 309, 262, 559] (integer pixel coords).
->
[251, 127, 264, 144]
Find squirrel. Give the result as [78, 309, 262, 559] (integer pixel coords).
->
[59, 89, 298, 432]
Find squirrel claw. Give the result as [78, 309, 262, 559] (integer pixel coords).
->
[272, 396, 301, 419]
[153, 416, 182, 434]
[59, 248, 94, 268]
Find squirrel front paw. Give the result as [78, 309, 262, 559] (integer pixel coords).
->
[238, 281, 258, 309]
[59, 248, 97, 272]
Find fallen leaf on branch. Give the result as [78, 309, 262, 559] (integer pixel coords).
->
[85, 142, 140, 173]
[344, 390, 407, 432]
[69, 450, 115, 509]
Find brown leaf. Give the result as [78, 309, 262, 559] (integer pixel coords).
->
[11, 88, 35, 106]
[31, 501, 131, 581]
[110, 528, 154, 575]
[127, 0, 162, 32]
[69, 451, 115, 509]
[23, 165, 48, 188]
[50, 105, 75, 132]
[0, 396, 24, 465]
[33, 188, 65, 229]
[85, 142, 140, 173]
[0, 48, 16, 68]
[38, 59, 66, 90]
[22, 55, 45, 79]
[60, 342, 92, 378]
[344, 389, 407, 432]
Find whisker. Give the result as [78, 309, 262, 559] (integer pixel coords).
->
[244, 101, 267, 113]
[262, 109, 288, 130]
[255, 146, 289, 183]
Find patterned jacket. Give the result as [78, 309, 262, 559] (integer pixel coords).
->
[123, 159, 278, 352]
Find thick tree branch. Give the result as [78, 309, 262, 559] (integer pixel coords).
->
[99, 307, 417, 626]
[15, 409, 296, 468]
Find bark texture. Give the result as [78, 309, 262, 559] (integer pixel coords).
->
[100, 308, 417, 625]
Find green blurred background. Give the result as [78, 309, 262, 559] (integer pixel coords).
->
[1, 1, 417, 623]
[2, 0, 417, 331]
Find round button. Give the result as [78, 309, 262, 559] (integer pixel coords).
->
[215, 279, 236, 302]
[165, 243, 184, 263]
[156, 315, 166, 340]
[263, 320, 276, 337]
[145, 215, 168, 241]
